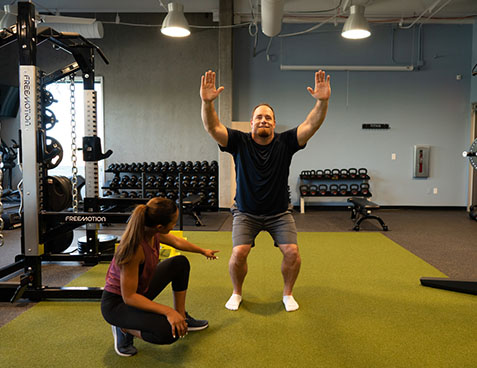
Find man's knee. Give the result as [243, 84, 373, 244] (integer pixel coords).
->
[231, 244, 252, 264]
[279, 244, 300, 261]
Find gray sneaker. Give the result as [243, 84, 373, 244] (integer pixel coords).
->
[185, 312, 209, 331]
[111, 325, 137, 357]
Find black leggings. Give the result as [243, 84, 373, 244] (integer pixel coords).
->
[101, 255, 190, 345]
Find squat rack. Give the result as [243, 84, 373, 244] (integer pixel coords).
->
[0, 1, 117, 301]
[0, 2, 192, 302]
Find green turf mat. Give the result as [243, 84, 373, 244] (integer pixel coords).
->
[1, 232, 475, 368]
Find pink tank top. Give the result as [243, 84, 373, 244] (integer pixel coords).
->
[104, 234, 161, 296]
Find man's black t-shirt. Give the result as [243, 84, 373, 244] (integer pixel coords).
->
[219, 127, 305, 215]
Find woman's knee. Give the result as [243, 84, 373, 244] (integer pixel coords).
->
[169, 254, 190, 272]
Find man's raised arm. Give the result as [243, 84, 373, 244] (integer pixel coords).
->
[297, 70, 331, 147]
[200, 70, 228, 147]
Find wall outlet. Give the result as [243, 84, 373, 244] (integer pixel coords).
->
[391, 153, 396, 160]
[433, 187, 438, 194]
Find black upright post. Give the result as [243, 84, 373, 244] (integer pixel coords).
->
[178, 170, 183, 230]
[17, 2, 36, 66]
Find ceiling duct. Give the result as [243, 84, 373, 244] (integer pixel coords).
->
[38, 21, 104, 39]
[261, 0, 284, 37]
[0, 5, 103, 39]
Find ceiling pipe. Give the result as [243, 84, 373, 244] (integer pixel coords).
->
[261, 0, 284, 37]
[280, 64, 415, 72]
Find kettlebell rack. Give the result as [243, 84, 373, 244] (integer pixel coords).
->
[298, 168, 372, 213]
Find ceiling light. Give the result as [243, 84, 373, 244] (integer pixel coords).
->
[341, 5, 371, 40]
[0, 5, 17, 29]
[161, 2, 190, 38]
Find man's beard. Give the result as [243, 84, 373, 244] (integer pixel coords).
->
[257, 127, 271, 137]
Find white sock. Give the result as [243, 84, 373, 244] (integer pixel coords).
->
[283, 295, 299, 312]
[225, 294, 242, 310]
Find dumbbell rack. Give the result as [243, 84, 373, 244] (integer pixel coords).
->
[103, 161, 219, 211]
[299, 168, 371, 213]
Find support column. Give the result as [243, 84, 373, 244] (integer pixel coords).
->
[218, 0, 234, 209]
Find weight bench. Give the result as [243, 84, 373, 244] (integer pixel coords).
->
[347, 197, 388, 231]
[181, 194, 204, 226]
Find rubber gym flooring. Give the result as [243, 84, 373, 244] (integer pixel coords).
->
[1, 207, 476, 328]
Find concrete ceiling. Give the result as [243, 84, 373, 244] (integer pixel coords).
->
[1, 0, 476, 20]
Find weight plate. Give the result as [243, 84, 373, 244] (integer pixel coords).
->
[468, 139, 477, 170]
[44, 137, 63, 170]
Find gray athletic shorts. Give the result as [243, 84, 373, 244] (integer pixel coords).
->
[231, 204, 298, 247]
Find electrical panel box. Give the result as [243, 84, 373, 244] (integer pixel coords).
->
[413, 145, 430, 178]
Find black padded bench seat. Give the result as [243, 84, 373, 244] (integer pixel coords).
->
[347, 197, 388, 231]
[181, 194, 204, 226]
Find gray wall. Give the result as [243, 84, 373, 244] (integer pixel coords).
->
[0, 13, 219, 187]
[1, 16, 476, 207]
[471, 22, 477, 103]
[233, 22, 474, 207]
[93, 13, 219, 165]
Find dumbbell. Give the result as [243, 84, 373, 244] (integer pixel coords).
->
[129, 191, 138, 198]
[360, 183, 370, 196]
[192, 162, 201, 173]
[358, 168, 368, 179]
[210, 163, 218, 174]
[181, 180, 190, 189]
[208, 191, 216, 199]
[339, 184, 348, 196]
[120, 175, 130, 187]
[349, 184, 359, 196]
[145, 178, 154, 189]
[153, 179, 162, 189]
[329, 184, 339, 195]
[207, 198, 217, 207]
[120, 191, 129, 198]
[110, 176, 120, 189]
[166, 191, 177, 200]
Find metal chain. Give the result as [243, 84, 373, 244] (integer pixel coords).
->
[70, 75, 79, 212]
